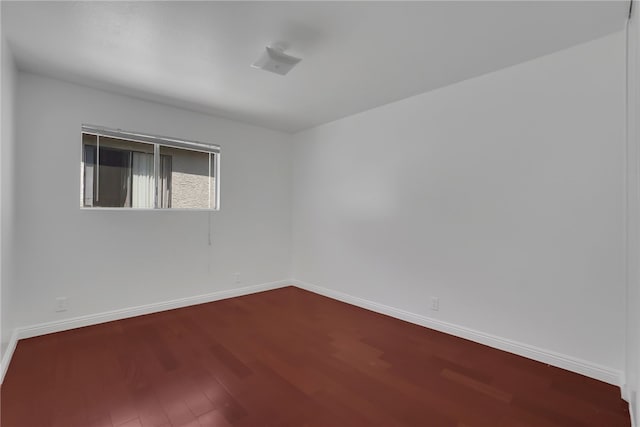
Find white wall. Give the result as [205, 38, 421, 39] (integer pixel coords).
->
[626, 2, 640, 422]
[292, 32, 626, 375]
[1, 35, 17, 361]
[12, 72, 292, 328]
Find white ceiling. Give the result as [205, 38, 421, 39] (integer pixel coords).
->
[2, 1, 629, 133]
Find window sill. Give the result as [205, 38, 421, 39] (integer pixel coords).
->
[80, 207, 219, 212]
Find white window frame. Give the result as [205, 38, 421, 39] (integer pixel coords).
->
[80, 124, 220, 211]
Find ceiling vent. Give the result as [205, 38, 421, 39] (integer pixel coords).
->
[251, 45, 302, 76]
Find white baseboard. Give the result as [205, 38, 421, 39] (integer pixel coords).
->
[0, 278, 625, 391]
[623, 384, 629, 402]
[292, 280, 623, 387]
[0, 280, 290, 383]
[630, 390, 639, 427]
[0, 329, 19, 384]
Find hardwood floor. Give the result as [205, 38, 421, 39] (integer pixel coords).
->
[1, 286, 630, 427]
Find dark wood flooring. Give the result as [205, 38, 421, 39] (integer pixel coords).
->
[1, 286, 631, 427]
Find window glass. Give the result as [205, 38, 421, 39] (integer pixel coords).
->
[81, 130, 218, 210]
[82, 134, 154, 208]
[158, 146, 213, 209]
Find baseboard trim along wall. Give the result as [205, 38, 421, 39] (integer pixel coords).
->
[622, 381, 639, 425]
[1, 278, 624, 391]
[291, 280, 624, 388]
[0, 280, 289, 384]
[0, 329, 19, 386]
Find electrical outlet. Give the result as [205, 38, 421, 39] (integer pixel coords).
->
[431, 297, 440, 311]
[233, 273, 241, 284]
[55, 297, 68, 312]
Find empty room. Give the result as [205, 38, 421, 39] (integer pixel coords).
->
[1, 1, 639, 426]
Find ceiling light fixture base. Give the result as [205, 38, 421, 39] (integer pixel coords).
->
[251, 45, 302, 76]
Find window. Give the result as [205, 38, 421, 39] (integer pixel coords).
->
[81, 125, 219, 210]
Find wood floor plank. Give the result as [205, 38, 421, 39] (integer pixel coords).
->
[1, 286, 631, 426]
